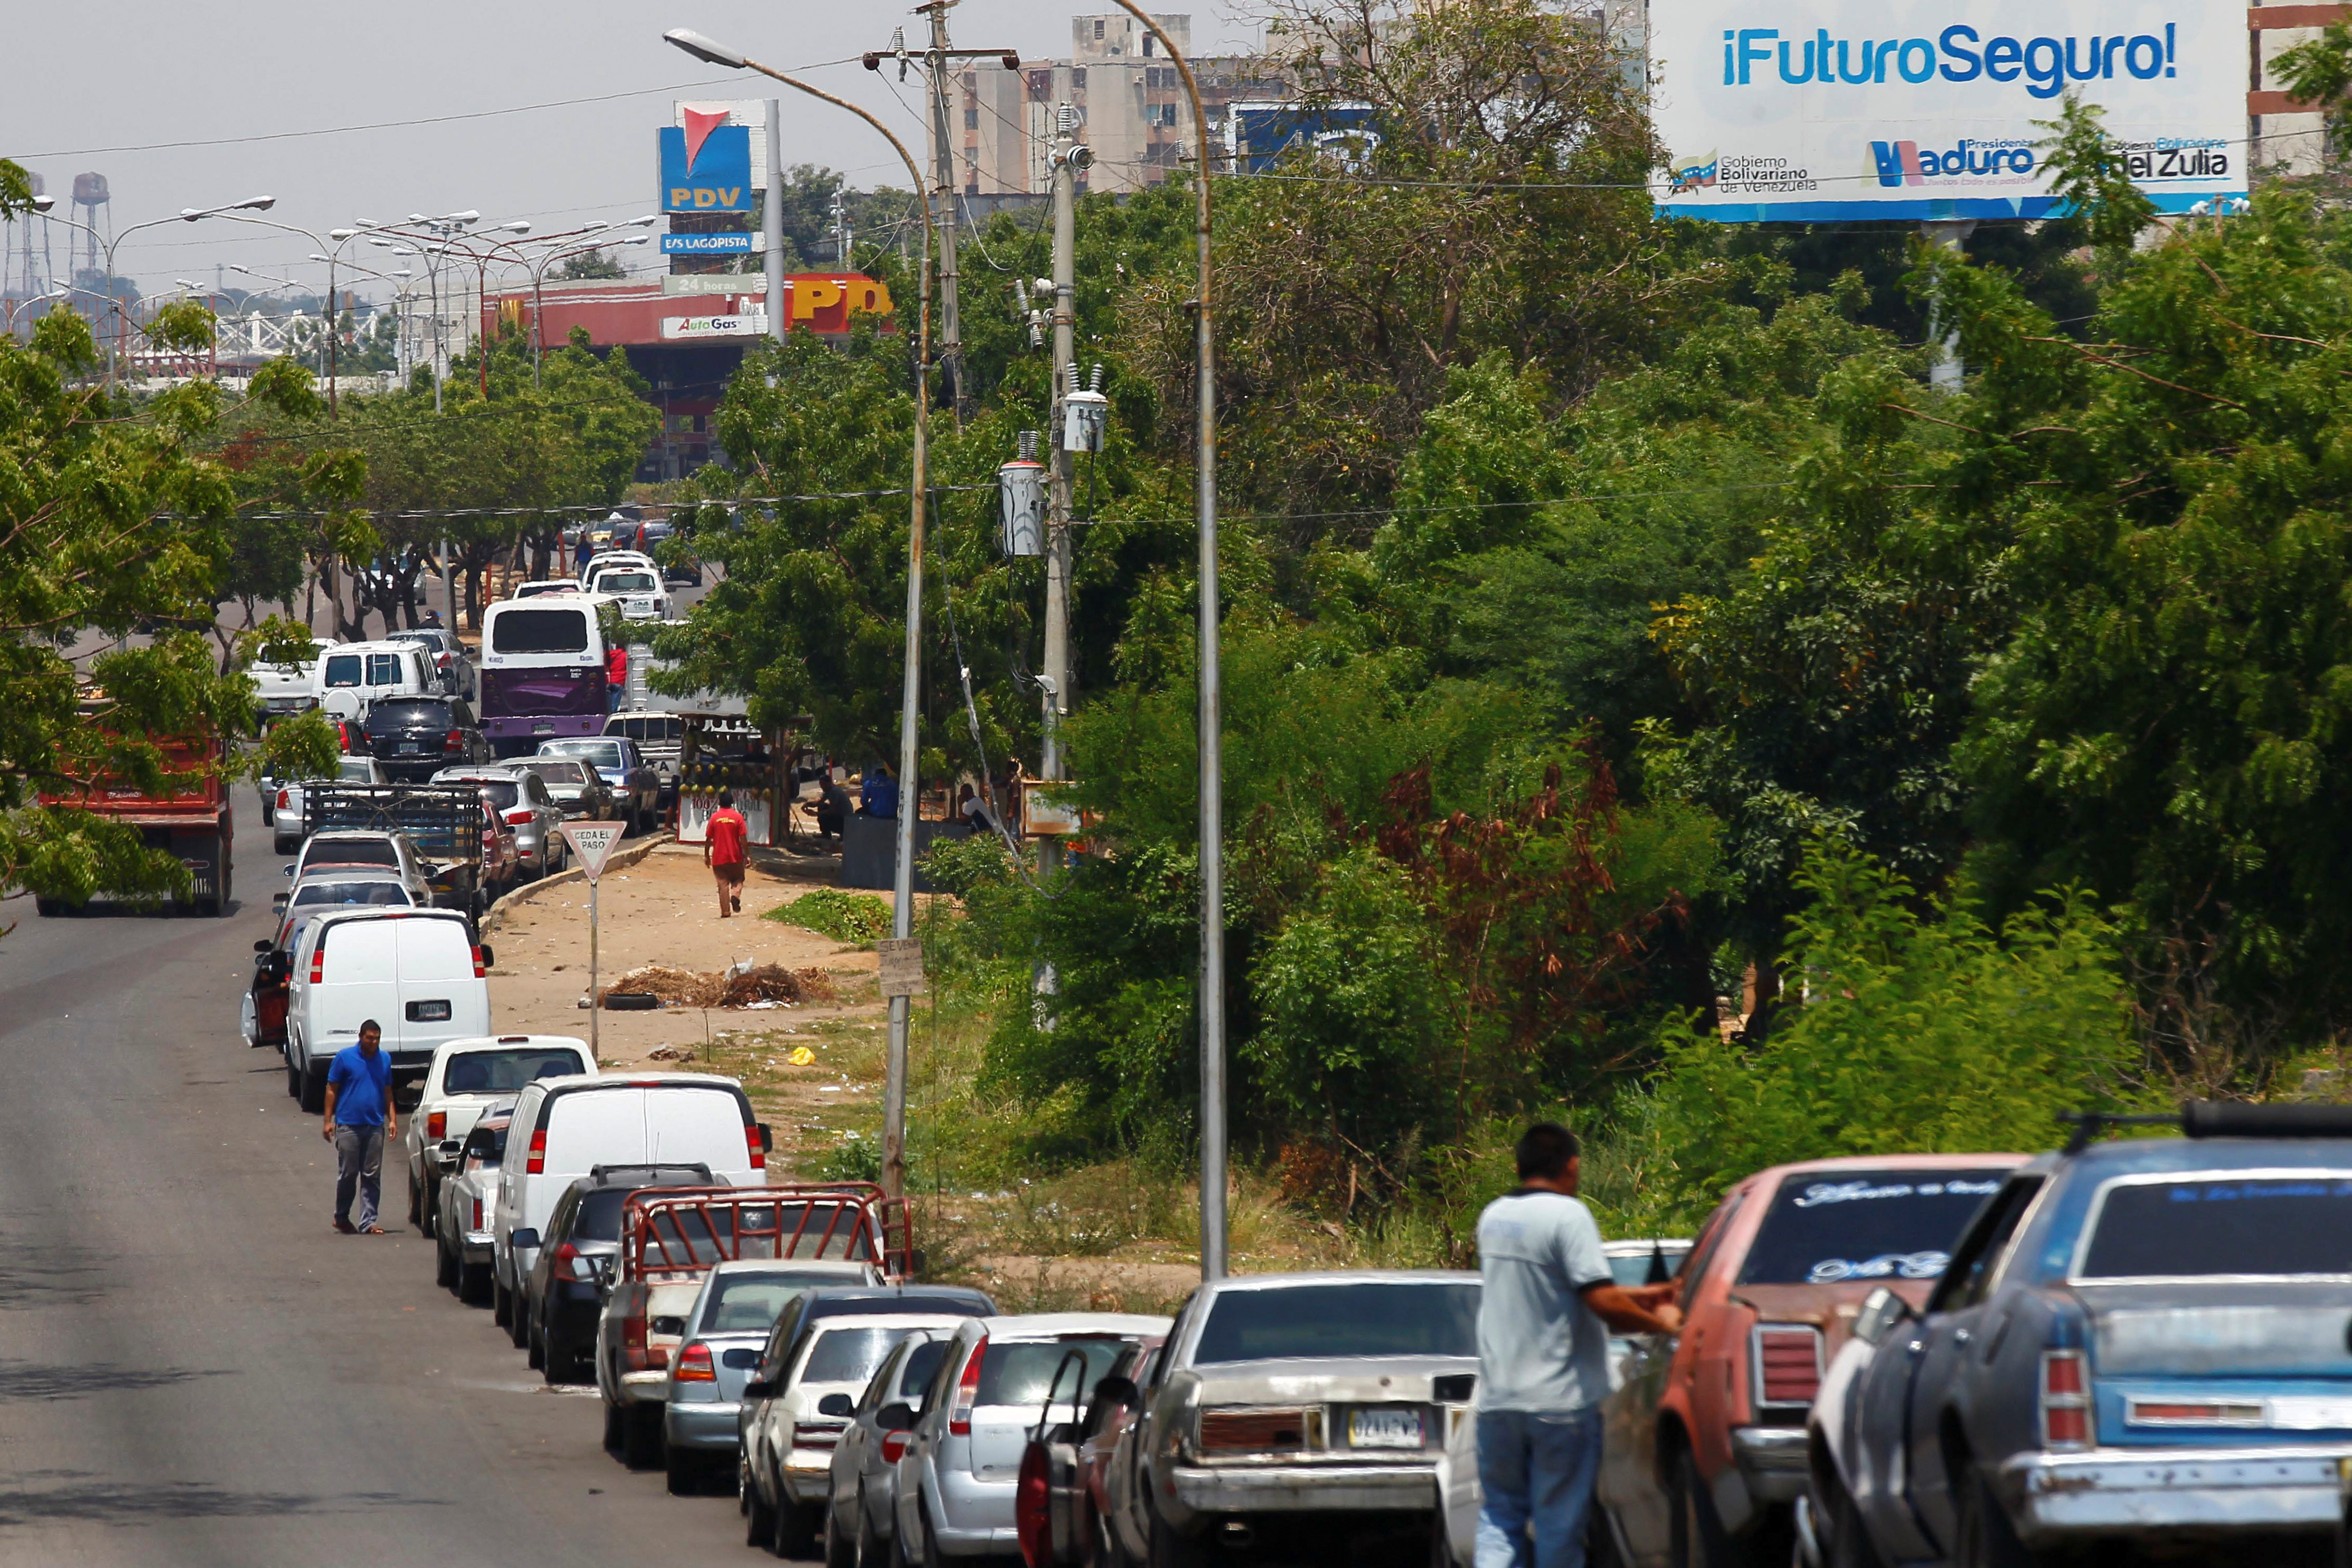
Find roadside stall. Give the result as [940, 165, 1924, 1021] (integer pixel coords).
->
[673, 708, 789, 846]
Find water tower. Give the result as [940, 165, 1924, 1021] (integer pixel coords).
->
[70, 171, 110, 287]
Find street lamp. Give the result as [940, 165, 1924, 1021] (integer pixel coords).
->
[666, 22, 936, 1202]
[40, 194, 274, 381]
[519, 232, 651, 387]
[4, 285, 65, 338]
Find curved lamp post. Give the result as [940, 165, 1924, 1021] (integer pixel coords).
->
[665, 24, 936, 1203]
[1088, 2, 1225, 1280]
[40, 194, 274, 382]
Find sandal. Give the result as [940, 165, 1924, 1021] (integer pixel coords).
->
[360, 1225, 386, 1235]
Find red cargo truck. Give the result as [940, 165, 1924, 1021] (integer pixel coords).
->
[37, 727, 235, 917]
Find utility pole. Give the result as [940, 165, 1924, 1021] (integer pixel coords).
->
[764, 98, 787, 345]
[832, 188, 853, 268]
[873, 5, 1019, 424]
[1923, 219, 1975, 391]
[1042, 104, 1082, 857]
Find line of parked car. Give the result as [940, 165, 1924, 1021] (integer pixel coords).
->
[232, 810, 2352, 1568]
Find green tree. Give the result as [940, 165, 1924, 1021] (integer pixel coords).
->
[1648, 841, 2141, 1217]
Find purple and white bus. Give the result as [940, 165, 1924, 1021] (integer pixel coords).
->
[479, 595, 610, 757]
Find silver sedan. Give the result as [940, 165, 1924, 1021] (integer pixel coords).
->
[432, 765, 568, 878]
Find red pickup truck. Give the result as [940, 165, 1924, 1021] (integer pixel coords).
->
[37, 726, 234, 916]
[1595, 1153, 2027, 1565]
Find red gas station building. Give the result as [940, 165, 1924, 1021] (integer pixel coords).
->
[479, 273, 895, 480]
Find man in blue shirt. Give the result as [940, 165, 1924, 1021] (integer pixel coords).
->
[322, 1019, 398, 1235]
[1475, 1124, 1681, 1568]
[860, 762, 900, 821]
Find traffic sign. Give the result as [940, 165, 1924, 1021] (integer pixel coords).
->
[560, 822, 627, 882]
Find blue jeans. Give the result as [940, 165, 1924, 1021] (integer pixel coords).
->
[1475, 1408, 1603, 1568]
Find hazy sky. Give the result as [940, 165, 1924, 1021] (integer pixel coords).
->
[2, 0, 1254, 303]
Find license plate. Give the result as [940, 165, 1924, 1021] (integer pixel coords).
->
[2269, 1397, 2352, 1429]
[406, 999, 452, 1022]
[1349, 1408, 1424, 1449]
[534, 723, 555, 735]
[399, 741, 421, 753]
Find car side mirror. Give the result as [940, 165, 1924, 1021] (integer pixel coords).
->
[283, 864, 296, 877]
[510, 1228, 540, 1251]
[255, 938, 273, 954]
[437, 1139, 462, 1159]
[477, 943, 495, 968]
[818, 1393, 855, 1418]
[756, 1122, 774, 1154]
[744, 1379, 779, 1402]
[271, 894, 290, 915]
[1091, 1376, 1140, 1410]
[1852, 1285, 1916, 1347]
[877, 1403, 916, 1432]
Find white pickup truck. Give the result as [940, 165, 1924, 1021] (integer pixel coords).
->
[402, 1035, 595, 1237]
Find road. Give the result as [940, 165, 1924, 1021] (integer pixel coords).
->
[0, 787, 774, 1566]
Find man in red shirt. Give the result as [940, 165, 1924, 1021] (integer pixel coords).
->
[705, 787, 749, 917]
[605, 643, 628, 712]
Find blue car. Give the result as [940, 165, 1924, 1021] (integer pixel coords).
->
[1805, 1104, 2352, 1567]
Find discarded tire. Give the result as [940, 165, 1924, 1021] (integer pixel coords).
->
[601, 992, 661, 1011]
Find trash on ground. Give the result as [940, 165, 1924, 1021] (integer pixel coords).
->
[600, 961, 837, 1009]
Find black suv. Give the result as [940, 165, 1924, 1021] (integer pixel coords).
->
[518, 1163, 715, 1384]
[364, 696, 493, 781]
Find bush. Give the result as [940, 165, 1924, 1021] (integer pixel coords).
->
[1648, 841, 2145, 1221]
[766, 888, 893, 944]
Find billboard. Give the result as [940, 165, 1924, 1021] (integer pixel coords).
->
[1648, 2, 2246, 221]
[1225, 103, 1381, 175]
[658, 111, 754, 213]
[660, 232, 766, 255]
[676, 100, 771, 186]
[659, 314, 764, 339]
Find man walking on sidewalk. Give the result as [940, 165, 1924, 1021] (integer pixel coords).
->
[705, 787, 748, 918]
[322, 1020, 397, 1234]
[1475, 1123, 1681, 1568]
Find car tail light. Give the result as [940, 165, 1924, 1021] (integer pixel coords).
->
[881, 1430, 911, 1464]
[504, 808, 533, 826]
[950, 1338, 986, 1435]
[444, 728, 464, 751]
[427, 1112, 446, 1141]
[747, 1123, 765, 1172]
[1198, 1410, 1313, 1452]
[308, 947, 325, 985]
[471, 1196, 484, 1229]
[525, 1128, 546, 1174]
[1755, 1326, 1824, 1406]
[675, 1343, 717, 1383]
[552, 1242, 597, 1281]
[277, 788, 291, 809]
[471, 945, 486, 978]
[623, 1309, 650, 1370]
[2041, 1350, 2091, 1450]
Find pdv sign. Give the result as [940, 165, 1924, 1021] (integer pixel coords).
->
[658, 109, 753, 214]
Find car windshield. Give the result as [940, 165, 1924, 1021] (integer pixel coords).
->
[371, 700, 455, 730]
[444, 1049, 583, 1094]
[1738, 1170, 2012, 1286]
[336, 758, 377, 783]
[697, 1272, 856, 1335]
[542, 740, 624, 771]
[803, 1325, 917, 1386]
[597, 571, 658, 593]
[1193, 1283, 1481, 1363]
[292, 880, 410, 909]
[978, 1337, 1132, 1407]
[2080, 1176, 2352, 1279]
[524, 761, 587, 785]
[459, 780, 519, 810]
[305, 840, 398, 869]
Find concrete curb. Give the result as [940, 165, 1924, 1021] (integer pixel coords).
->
[481, 830, 675, 933]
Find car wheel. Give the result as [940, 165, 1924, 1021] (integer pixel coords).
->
[825, 1497, 859, 1568]
[776, 1498, 821, 1560]
[407, 1176, 421, 1229]
[298, 1061, 328, 1115]
[1145, 1505, 1200, 1568]
[436, 1233, 458, 1290]
[1951, 1463, 2036, 1568]
[668, 1442, 705, 1497]
[421, 1174, 439, 1235]
[492, 1275, 512, 1329]
[606, 1399, 627, 1457]
[516, 1300, 536, 1355]
[746, 1452, 779, 1546]
[622, 1403, 664, 1470]
[857, 1486, 887, 1568]
[285, 1058, 301, 1100]
[1668, 1446, 1734, 1568]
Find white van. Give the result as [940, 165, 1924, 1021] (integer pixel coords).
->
[313, 639, 438, 712]
[490, 1073, 770, 1319]
[284, 909, 493, 1115]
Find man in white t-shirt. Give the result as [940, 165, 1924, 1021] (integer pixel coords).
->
[1475, 1123, 1682, 1568]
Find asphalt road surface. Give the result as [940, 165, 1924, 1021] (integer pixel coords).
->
[0, 789, 774, 1566]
